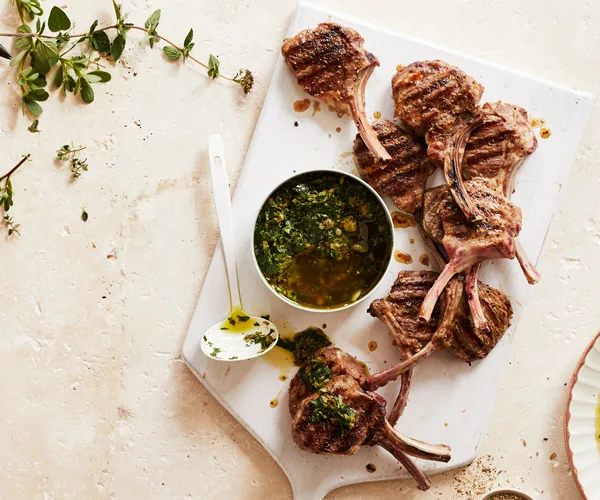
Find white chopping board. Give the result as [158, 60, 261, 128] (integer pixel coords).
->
[182, 3, 594, 498]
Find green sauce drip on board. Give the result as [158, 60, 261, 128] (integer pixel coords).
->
[254, 172, 392, 308]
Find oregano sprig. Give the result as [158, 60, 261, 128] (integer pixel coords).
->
[57, 144, 89, 178]
[0, 2, 255, 119]
[0, 154, 31, 237]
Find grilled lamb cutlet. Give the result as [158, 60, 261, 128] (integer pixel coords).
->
[366, 271, 442, 424]
[463, 102, 540, 310]
[290, 352, 451, 491]
[282, 23, 391, 161]
[368, 272, 512, 378]
[419, 180, 521, 322]
[367, 272, 463, 421]
[353, 119, 433, 214]
[392, 60, 485, 221]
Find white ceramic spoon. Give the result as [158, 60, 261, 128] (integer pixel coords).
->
[200, 135, 279, 362]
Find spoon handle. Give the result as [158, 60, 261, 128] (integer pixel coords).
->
[208, 134, 242, 309]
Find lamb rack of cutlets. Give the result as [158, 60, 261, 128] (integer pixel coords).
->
[289, 346, 451, 491]
[366, 271, 512, 381]
[366, 271, 459, 425]
[282, 23, 391, 161]
[392, 60, 485, 221]
[352, 119, 434, 214]
[418, 180, 521, 323]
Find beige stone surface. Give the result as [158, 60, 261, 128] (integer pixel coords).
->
[0, 0, 598, 498]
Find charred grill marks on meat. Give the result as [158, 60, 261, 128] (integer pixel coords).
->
[282, 23, 391, 160]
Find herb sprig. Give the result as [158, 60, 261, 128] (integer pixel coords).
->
[0, 154, 31, 236]
[57, 144, 88, 178]
[1, 2, 254, 118]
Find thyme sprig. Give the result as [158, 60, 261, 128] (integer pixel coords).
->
[1, 154, 31, 236]
[1, 2, 254, 117]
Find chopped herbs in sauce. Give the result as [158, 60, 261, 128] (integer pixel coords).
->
[299, 356, 332, 391]
[254, 172, 392, 308]
[210, 347, 222, 357]
[310, 391, 356, 436]
[277, 327, 332, 365]
[244, 331, 276, 352]
[237, 315, 250, 322]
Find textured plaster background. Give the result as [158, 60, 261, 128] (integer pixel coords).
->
[0, 0, 598, 498]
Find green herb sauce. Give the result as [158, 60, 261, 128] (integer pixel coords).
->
[310, 391, 357, 436]
[254, 172, 392, 308]
[299, 356, 332, 392]
[277, 327, 332, 365]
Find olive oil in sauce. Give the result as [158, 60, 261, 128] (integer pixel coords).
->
[263, 346, 295, 379]
[270, 398, 279, 408]
[219, 305, 261, 333]
[293, 99, 311, 112]
[540, 127, 552, 139]
[373, 111, 381, 119]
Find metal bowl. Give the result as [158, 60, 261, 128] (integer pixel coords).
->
[251, 169, 394, 313]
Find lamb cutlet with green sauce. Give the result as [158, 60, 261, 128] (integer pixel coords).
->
[254, 172, 391, 308]
[289, 346, 451, 491]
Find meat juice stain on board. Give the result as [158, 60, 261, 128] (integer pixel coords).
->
[270, 398, 279, 408]
[293, 99, 311, 112]
[540, 127, 551, 139]
[394, 250, 413, 264]
[419, 254, 430, 266]
[368, 341, 377, 352]
[391, 211, 416, 228]
[312, 101, 321, 116]
[365, 463, 376, 473]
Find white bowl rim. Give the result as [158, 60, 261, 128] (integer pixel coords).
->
[250, 169, 394, 314]
[563, 329, 600, 500]
[479, 487, 535, 500]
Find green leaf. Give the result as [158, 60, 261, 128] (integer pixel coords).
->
[28, 88, 49, 102]
[84, 73, 102, 84]
[32, 39, 59, 75]
[87, 70, 112, 83]
[91, 31, 111, 53]
[53, 64, 64, 87]
[184, 28, 194, 48]
[23, 99, 43, 116]
[10, 50, 29, 68]
[163, 46, 181, 61]
[64, 74, 76, 92]
[74, 76, 81, 95]
[112, 0, 122, 21]
[28, 120, 40, 133]
[81, 208, 88, 222]
[48, 6, 71, 32]
[15, 25, 33, 51]
[145, 9, 161, 32]
[208, 54, 220, 79]
[110, 34, 126, 61]
[89, 20, 99, 33]
[80, 78, 94, 103]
